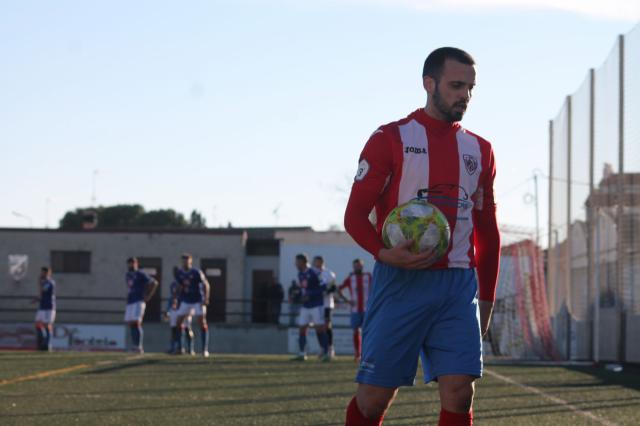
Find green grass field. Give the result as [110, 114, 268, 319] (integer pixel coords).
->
[1, 351, 639, 425]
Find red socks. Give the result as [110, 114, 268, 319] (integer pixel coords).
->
[438, 408, 473, 426]
[345, 396, 383, 426]
[353, 329, 362, 358]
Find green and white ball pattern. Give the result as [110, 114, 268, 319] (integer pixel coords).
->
[382, 199, 451, 257]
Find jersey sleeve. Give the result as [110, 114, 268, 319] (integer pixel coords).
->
[339, 276, 350, 290]
[344, 128, 394, 257]
[473, 145, 500, 302]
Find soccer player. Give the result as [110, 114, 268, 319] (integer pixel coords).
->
[343, 47, 500, 426]
[312, 255, 337, 358]
[337, 259, 372, 362]
[124, 257, 159, 354]
[34, 266, 56, 351]
[292, 253, 329, 361]
[166, 267, 194, 354]
[175, 253, 211, 357]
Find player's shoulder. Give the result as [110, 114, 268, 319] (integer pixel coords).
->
[368, 112, 417, 141]
[459, 127, 494, 151]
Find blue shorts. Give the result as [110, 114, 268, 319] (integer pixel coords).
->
[356, 263, 482, 388]
[350, 312, 365, 329]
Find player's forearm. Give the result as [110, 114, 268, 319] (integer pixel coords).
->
[474, 210, 500, 302]
[145, 281, 159, 300]
[344, 191, 385, 257]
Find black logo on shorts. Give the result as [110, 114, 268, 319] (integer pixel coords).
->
[463, 155, 478, 175]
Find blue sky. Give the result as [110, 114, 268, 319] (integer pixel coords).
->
[1, 1, 637, 241]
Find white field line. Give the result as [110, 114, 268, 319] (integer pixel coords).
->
[484, 368, 619, 426]
[0, 354, 145, 387]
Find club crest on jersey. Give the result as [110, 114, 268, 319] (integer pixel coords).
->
[463, 154, 478, 175]
[354, 159, 370, 182]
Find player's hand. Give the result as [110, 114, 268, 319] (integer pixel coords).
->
[378, 240, 439, 270]
[479, 300, 494, 337]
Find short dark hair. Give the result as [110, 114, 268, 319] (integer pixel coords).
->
[41, 266, 51, 273]
[295, 253, 308, 263]
[126, 257, 138, 263]
[313, 255, 324, 263]
[422, 47, 475, 80]
[181, 253, 192, 259]
[353, 258, 363, 264]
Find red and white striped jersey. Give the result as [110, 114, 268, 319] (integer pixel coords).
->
[339, 272, 372, 313]
[346, 108, 497, 270]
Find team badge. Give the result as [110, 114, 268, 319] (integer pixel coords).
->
[354, 159, 370, 182]
[8, 254, 28, 282]
[463, 154, 478, 175]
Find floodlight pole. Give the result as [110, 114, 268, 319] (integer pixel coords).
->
[11, 211, 33, 228]
[533, 172, 540, 247]
[91, 169, 99, 206]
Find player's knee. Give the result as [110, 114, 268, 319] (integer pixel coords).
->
[440, 380, 475, 411]
[356, 386, 396, 419]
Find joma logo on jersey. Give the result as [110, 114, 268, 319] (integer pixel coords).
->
[404, 146, 427, 154]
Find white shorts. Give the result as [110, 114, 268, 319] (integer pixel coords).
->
[124, 301, 146, 322]
[169, 309, 192, 327]
[35, 309, 56, 324]
[177, 302, 206, 317]
[298, 306, 325, 327]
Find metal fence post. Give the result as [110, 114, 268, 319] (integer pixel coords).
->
[617, 34, 626, 363]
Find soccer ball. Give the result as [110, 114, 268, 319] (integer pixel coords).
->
[382, 198, 451, 257]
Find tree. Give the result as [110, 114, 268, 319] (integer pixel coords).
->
[189, 210, 207, 228]
[59, 204, 189, 230]
[135, 209, 187, 228]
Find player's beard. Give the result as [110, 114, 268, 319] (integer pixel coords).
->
[432, 83, 466, 122]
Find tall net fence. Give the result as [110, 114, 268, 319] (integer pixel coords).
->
[548, 24, 640, 363]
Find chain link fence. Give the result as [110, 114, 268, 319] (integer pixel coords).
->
[548, 24, 640, 363]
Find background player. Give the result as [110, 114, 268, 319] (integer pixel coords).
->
[124, 257, 158, 354]
[33, 266, 56, 351]
[292, 253, 329, 361]
[343, 47, 501, 425]
[312, 255, 337, 359]
[175, 253, 211, 357]
[337, 259, 372, 362]
[165, 266, 194, 354]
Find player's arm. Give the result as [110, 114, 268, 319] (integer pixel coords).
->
[200, 271, 211, 305]
[344, 129, 436, 269]
[144, 276, 159, 303]
[473, 147, 500, 337]
[336, 278, 352, 305]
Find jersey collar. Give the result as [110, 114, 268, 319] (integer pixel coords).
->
[411, 108, 460, 133]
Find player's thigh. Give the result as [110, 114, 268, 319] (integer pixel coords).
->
[124, 304, 135, 322]
[350, 312, 364, 329]
[421, 269, 482, 383]
[169, 310, 178, 327]
[312, 306, 325, 326]
[177, 303, 195, 318]
[49, 310, 56, 324]
[297, 308, 312, 327]
[357, 263, 435, 388]
[138, 302, 146, 320]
